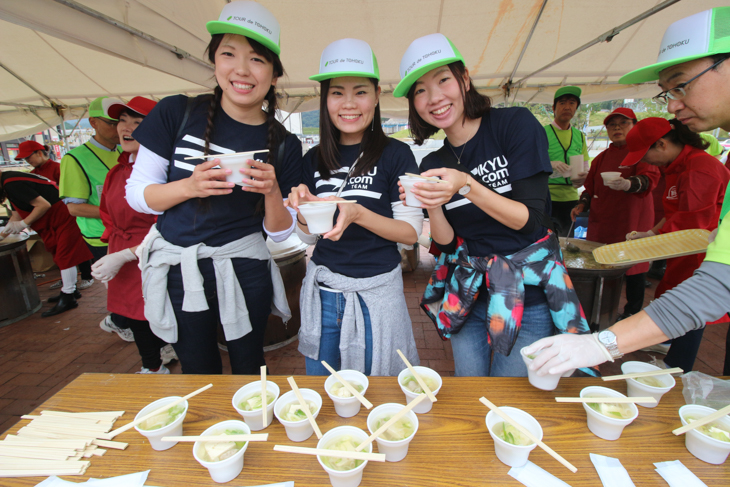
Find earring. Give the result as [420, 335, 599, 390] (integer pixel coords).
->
[371, 117, 375, 131]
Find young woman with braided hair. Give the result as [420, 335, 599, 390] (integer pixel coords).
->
[126, 1, 302, 374]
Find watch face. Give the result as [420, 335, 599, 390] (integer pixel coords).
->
[598, 330, 615, 344]
[458, 185, 471, 196]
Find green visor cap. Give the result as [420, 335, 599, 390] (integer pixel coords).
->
[554, 86, 582, 100]
[394, 33, 465, 98]
[620, 7, 730, 84]
[310, 38, 379, 82]
[206, 0, 281, 56]
[89, 97, 124, 120]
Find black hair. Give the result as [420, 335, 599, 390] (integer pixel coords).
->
[656, 118, 710, 151]
[315, 77, 389, 179]
[406, 61, 491, 146]
[119, 107, 146, 120]
[552, 94, 581, 111]
[710, 52, 730, 65]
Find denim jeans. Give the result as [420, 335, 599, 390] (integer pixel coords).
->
[450, 299, 554, 377]
[305, 290, 373, 375]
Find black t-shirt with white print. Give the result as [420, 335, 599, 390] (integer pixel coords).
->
[303, 139, 418, 278]
[133, 94, 303, 247]
[1, 171, 60, 213]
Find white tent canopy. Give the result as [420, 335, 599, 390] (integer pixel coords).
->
[0, 0, 725, 141]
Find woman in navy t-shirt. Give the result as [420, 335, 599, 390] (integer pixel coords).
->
[126, 1, 302, 374]
[288, 39, 422, 376]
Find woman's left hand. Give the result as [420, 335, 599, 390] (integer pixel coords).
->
[412, 168, 469, 209]
[323, 198, 361, 241]
[240, 159, 280, 195]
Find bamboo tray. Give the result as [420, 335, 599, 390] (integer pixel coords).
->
[592, 229, 711, 266]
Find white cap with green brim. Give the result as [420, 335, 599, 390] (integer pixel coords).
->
[393, 33, 465, 98]
[620, 7, 730, 84]
[206, 1, 281, 56]
[310, 38, 379, 82]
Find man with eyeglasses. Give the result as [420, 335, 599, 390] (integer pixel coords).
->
[524, 7, 730, 377]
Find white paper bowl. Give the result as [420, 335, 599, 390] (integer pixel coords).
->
[486, 407, 542, 467]
[134, 396, 188, 451]
[398, 175, 440, 207]
[366, 403, 419, 462]
[274, 388, 323, 442]
[317, 426, 372, 487]
[324, 370, 369, 418]
[397, 366, 442, 414]
[621, 361, 675, 408]
[600, 171, 622, 183]
[580, 386, 638, 440]
[217, 154, 255, 187]
[193, 420, 250, 483]
[679, 405, 730, 465]
[520, 347, 575, 391]
[299, 203, 338, 234]
[232, 380, 280, 431]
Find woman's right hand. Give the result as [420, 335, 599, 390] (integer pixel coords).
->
[286, 184, 323, 210]
[185, 159, 234, 198]
[570, 203, 585, 222]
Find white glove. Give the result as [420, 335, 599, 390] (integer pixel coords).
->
[709, 227, 718, 244]
[523, 334, 613, 376]
[550, 161, 571, 177]
[91, 248, 137, 282]
[2, 220, 29, 235]
[606, 177, 631, 192]
[626, 230, 655, 240]
[571, 172, 588, 188]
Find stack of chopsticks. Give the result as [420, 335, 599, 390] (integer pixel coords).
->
[0, 410, 127, 478]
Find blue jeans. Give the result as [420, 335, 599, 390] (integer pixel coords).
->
[450, 300, 554, 377]
[305, 290, 373, 375]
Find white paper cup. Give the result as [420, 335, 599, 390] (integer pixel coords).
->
[486, 406, 542, 467]
[397, 366, 442, 414]
[621, 361, 675, 408]
[580, 386, 638, 440]
[217, 153, 264, 187]
[520, 347, 574, 391]
[324, 370, 369, 418]
[600, 171, 622, 183]
[232, 380, 280, 431]
[299, 203, 338, 234]
[569, 154, 585, 179]
[134, 396, 188, 451]
[679, 405, 730, 465]
[274, 388, 323, 442]
[193, 420, 250, 483]
[398, 175, 440, 207]
[366, 403, 419, 462]
[317, 426, 372, 487]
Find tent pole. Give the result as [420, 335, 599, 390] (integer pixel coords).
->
[507, 0, 548, 86]
[513, 0, 681, 87]
[0, 61, 54, 104]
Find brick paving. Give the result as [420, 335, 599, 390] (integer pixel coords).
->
[0, 227, 726, 434]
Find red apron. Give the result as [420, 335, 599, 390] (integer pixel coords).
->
[30, 160, 61, 183]
[584, 143, 660, 276]
[99, 152, 156, 320]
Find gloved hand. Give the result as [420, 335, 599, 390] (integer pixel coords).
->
[709, 227, 718, 244]
[91, 248, 137, 282]
[550, 161, 571, 177]
[626, 230, 655, 240]
[571, 172, 588, 188]
[606, 177, 631, 192]
[523, 334, 613, 376]
[1, 220, 29, 235]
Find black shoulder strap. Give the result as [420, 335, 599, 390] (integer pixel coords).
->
[175, 96, 195, 143]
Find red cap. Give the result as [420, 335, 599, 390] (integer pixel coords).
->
[15, 140, 46, 160]
[603, 107, 636, 126]
[106, 96, 157, 120]
[621, 117, 672, 167]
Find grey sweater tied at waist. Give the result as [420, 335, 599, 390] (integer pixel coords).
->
[298, 260, 419, 376]
[138, 224, 291, 344]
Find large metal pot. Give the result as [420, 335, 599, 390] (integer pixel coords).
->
[0, 233, 41, 327]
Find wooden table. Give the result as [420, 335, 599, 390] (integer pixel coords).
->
[4, 373, 729, 486]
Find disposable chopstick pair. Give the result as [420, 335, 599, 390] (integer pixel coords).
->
[161, 434, 268, 443]
[602, 368, 683, 381]
[396, 349, 436, 403]
[301, 200, 357, 204]
[107, 383, 213, 438]
[672, 403, 730, 436]
[556, 397, 657, 404]
[320, 361, 372, 409]
[404, 172, 442, 182]
[261, 366, 268, 429]
[184, 149, 269, 161]
[355, 394, 427, 452]
[273, 445, 385, 462]
[287, 376, 323, 439]
[479, 397, 577, 473]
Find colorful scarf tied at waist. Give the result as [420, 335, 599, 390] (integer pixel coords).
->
[421, 232, 598, 377]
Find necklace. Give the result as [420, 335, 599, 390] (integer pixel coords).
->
[448, 139, 467, 165]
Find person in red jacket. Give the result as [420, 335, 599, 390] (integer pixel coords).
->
[624, 117, 730, 371]
[16, 141, 61, 183]
[570, 108, 661, 320]
[92, 96, 176, 374]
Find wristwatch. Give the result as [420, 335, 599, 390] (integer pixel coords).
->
[597, 330, 623, 359]
[458, 174, 472, 196]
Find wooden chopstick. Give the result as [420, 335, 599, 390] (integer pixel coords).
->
[301, 200, 357, 204]
[161, 434, 268, 442]
[355, 394, 426, 452]
[321, 361, 373, 409]
[261, 366, 268, 428]
[673, 404, 730, 436]
[107, 383, 212, 438]
[602, 368, 683, 381]
[396, 349, 437, 403]
[184, 149, 269, 161]
[273, 445, 385, 462]
[556, 397, 656, 404]
[287, 376, 323, 439]
[404, 172, 441, 182]
[479, 397, 577, 473]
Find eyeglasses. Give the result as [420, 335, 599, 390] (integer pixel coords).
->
[94, 117, 118, 126]
[653, 57, 725, 105]
[606, 119, 632, 129]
